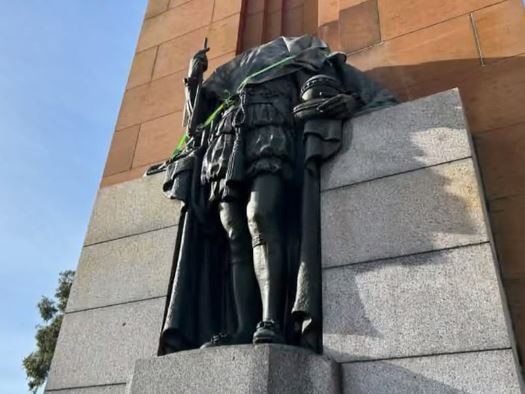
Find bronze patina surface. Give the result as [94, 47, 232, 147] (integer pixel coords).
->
[156, 35, 397, 354]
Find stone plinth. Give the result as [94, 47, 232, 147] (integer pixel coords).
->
[128, 345, 341, 394]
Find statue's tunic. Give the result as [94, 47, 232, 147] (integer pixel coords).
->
[201, 76, 300, 202]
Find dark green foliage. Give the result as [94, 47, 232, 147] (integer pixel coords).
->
[37, 297, 57, 322]
[23, 270, 74, 393]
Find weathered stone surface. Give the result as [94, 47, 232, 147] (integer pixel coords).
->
[457, 54, 525, 133]
[137, 0, 213, 51]
[46, 384, 126, 394]
[378, 0, 500, 40]
[85, 173, 180, 245]
[322, 158, 488, 267]
[46, 298, 165, 390]
[129, 344, 341, 394]
[342, 349, 522, 394]
[67, 226, 177, 312]
[207, 13, 243, 59]
[116, 67, 186, 129]
[473, 0, 525, 64]
[323, 244, 510, 362]
[474, 122, 525, 200]
[339, 0, 381, 53]
[103, 126, 140, 177]
[101, 164, 152, 188]
[132, 111, 183, 168]
[126, 47, 157, 89]
[154, 27, 207, 78]
[490, 194, 525, 280]
[321, 89, 471, 191]
[145, 0, 169, 18]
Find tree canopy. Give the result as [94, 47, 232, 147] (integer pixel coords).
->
[23, 270, 75, 392]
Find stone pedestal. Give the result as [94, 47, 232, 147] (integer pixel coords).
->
[128, 345, 340, 394]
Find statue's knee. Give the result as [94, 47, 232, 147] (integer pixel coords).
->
[247, 206, 279, 246]
[247, 207, 266, 232]
[229, 229, 251, 251]
[225, 224, 243, 243]
[219, 204, 246, 241]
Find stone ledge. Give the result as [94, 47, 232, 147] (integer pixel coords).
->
[129, 344, 341, 394]
[323, 244, 510, 362]
[341, 349, 522, 394]
[321, 89, 471, 191]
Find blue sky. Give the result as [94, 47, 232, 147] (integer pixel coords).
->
[0, 1, 146, 392]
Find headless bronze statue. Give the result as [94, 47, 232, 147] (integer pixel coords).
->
[154, 35, 397, 354]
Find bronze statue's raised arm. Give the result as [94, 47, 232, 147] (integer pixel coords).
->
[182, 38, 209, 138]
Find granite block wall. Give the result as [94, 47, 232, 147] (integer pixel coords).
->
[320, 89, 523, 392]
[45, 174, 179, 392]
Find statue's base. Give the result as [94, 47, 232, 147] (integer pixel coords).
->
[128, 344, 341, 394]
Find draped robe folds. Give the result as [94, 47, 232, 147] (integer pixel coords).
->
[158, 35, 397, 355]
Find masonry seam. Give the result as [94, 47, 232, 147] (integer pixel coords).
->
[101, 164, 151, 184]
[84, 224, 178, 248]
[119, 45, 236, 98]
[321, 155, 472, 194]
[65, 295, 166, 315]
[139, 10, 241, 53]
[322, 241, 490, 271]
[382, 47, 525, 104]
[378, 0, 507, 43]
[46, 382, 126, 392]
[469, 12, 485, 65]
[488, 192, 525, 203]
[474, 119, 525, 137]
[340, 346, 513, 365]
[115, 109, 183, 134]
[129, 120, 142, 172]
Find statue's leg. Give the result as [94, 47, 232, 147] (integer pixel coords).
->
[219, 201, 261, 344]
[246, 173, 286, 342]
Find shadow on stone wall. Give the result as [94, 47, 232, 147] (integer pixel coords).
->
[349, 53, 525, 350]
[344, 358, 472, 394]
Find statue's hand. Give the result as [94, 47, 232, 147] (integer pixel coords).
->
[189, 47, 210, 78]
[316, 94, 359, 119]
